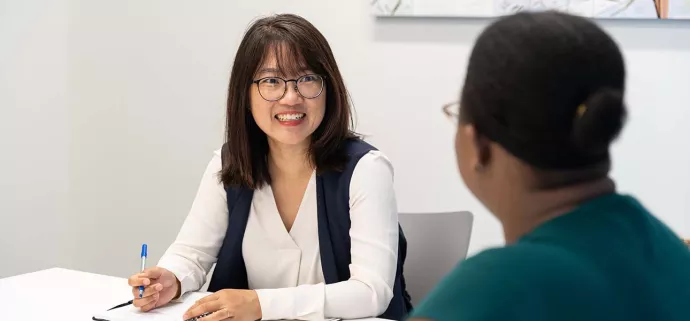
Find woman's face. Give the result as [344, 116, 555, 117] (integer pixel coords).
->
[250, 52, 326, 148]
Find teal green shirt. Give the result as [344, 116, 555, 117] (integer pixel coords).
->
[410, 194, 690, 321]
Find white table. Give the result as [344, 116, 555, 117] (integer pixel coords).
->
[0, 268, 386, 321]
[0, 268, 132, 320]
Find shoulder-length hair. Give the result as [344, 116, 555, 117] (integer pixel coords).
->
[220, 14, 356, 189]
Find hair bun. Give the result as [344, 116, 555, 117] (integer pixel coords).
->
[571, 88, 627, 155]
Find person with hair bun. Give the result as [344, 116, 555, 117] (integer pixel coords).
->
[409, 11, 690, 321]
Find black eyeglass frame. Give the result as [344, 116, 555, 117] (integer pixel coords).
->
[251, 74, 327, 102]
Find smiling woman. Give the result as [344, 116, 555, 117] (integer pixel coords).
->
[125, 13, 412, 321]
[220, 17, 355, 189]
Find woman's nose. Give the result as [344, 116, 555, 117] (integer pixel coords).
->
[279, 82, 303, 105]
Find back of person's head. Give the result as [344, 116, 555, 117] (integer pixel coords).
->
[457, 11, 627, 192]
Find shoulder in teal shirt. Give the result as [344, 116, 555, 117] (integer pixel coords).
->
[410, 194, 690, 321]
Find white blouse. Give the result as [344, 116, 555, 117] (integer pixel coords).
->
[157, 147, 399, 320]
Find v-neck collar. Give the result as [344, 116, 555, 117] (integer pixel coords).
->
[261, 171, 316, 246]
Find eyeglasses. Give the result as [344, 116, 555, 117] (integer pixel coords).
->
[442, 101, 460, 125]
[252, 74, 325, 102]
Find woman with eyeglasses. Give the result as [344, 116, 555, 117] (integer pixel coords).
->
[126, 14, 411, 321]
[410, 11, 690, 321]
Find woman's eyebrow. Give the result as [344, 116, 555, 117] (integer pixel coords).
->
[257, 67, 279, 74]
[256, 67, 313, 76]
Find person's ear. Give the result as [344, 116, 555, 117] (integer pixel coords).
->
[463, 124, 492, 172]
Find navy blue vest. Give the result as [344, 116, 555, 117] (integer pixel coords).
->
[207, 139, 411, 320]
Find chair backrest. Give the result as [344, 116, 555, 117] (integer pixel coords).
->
[399, 211, 474, 306]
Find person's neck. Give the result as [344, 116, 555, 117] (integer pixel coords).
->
[267, 138, 313, 181]
[498, 177, 616, 244]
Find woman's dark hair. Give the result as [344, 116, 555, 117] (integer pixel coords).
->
[460, 11, 627, 171]
[220, 14, 356, 189]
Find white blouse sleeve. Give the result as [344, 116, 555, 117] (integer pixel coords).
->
[157, 149, 228, 295]
[256, 150, 399, 320]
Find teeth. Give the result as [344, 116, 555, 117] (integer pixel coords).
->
[276, 113, 305, 121]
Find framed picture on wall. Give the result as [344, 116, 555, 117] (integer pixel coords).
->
[371, 0, 690, 20]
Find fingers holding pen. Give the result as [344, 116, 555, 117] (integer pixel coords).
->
[132, 283, 163, 299]
[133, 292, 160, 311]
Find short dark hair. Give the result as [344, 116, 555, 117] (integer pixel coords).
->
[220, 14, 356, 189]
[460, 11, 627, 171]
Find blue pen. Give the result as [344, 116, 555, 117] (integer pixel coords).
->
[139, 244, 148, 298]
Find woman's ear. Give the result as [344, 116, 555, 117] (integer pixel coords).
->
[463, 124, 492, 172]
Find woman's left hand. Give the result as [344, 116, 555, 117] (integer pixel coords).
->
[182, 289, 262, 321]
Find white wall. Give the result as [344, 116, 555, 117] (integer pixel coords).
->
[0, 0, 74, 277]
[2, 0, 690, 278]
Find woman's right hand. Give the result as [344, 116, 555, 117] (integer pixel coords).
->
[127, 267, 180, 311]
